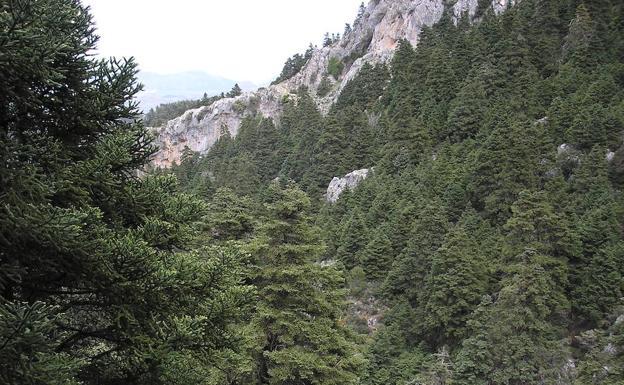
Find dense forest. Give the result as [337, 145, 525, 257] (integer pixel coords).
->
[2, 0, 624, 384]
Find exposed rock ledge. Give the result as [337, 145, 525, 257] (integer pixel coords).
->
[151, 0, 515, 168]
[326, 168, 372, 203]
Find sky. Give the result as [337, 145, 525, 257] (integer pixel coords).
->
[82, 0, 364, 85]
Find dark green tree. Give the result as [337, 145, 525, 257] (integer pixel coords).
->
[423, 225, 490, 346]
[227, 83, 243, 98]
[454, 251, 569, 385]
[248, 183, 362, 385]
[360, 231, 393, 281]
[0, 2, 251, 383]
[336, 210, 368, 270]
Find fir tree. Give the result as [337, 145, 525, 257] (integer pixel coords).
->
[454, 251, 569, 385]
[0, 3, 252, 382]
[249, 183, 362, 385]
[227, 83, 243, 98]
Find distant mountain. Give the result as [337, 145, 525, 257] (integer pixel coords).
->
[136, 71, 257, 112]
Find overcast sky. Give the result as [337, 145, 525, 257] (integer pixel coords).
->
[82, 0, 364, 84]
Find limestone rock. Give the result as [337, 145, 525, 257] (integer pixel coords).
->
[558, 143, 575, 155]
[326, 168, 372, 203]
[151, 0, 518, 168]
[151, 88, 283, 167]
[606, 150, 615, 162]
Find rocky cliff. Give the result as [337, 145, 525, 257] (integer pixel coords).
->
[326, 168, 372, 203]
[151, 0, 515, 168]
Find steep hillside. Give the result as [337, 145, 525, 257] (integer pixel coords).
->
[151, 0, 515, 167]
[170, 0, 624, 383]
[4, 0, 624, 384]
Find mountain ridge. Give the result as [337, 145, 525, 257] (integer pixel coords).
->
[136, 71, 257, 111]
[150, 0, 516, 168]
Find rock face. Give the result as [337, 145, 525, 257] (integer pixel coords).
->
[326, 168, 372, 203]
[151, 88, 284, 167]
[151, 0, 516, 168]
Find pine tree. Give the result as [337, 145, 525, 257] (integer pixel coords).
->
[336, 210, 368, 270]
[0, 2, 251, 383]
[360, 231, 393, 281]
[445, 66, 489, 142]
[504, 189, 581, 260]
[423, 225, 490, 346]
[471, 115, 553, 222]
[227, 83, 243, 98]
[562, 3, 595, 67]
[572, 242, 623, 326]
[204, 187, 256, 241]
[383, 201, 449, 302]
[454, 251, 569, 385]
[249, 183, 362, 385]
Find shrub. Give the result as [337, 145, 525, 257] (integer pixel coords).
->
[317, 75, 333, 97]
[328, 56, 344, 79]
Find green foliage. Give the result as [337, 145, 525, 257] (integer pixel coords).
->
[314, 0, 624, 383]
[0, 302, 82, 385]
[454, 251, 570, 385]
[328, 56, 345, 79]
[333, 63, 389, 111]
[360, 231, 393, 281]
[203, 187, 257, 241]
[227, 83, 243, 98]
[316, 75, 332, 97]
[423, 224, 490, 345]
[336, 210, 368, 269]
[0, 1, 252, 383]
[248, 183, 363, 384]
[10, 0, 624, 383]
[272, 45, 314, 85]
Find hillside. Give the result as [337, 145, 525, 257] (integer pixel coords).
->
[169, 0, 624, 383]
[2, 0, 624, 384]
[150, 0, 515, 168]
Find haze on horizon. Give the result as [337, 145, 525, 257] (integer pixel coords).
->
[82, 0, 364, 85]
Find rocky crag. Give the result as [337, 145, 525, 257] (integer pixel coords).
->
[326, 168, 372, 203]
[151, 0, 514, 168]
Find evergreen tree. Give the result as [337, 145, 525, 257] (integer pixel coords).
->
[423, 225, 490, 346]
[204, 187, 256, 241]
[454, 251, 569, 385]
[471, 116, 552, 222]
[227, 83, 243, 98]
[360, 231, 393, 281]
[503, 189, 581, 260]
[336, 210, 368, 270]
[445, 67, 488, 142]
[572, 242, 623, 326]
[562, 4, 595, 67]
[0, 3, 251, 382]
[249, 183, 362, 384]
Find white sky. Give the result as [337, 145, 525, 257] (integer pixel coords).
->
[82, 0, 364, 84]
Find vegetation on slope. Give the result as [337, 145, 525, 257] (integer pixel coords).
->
[3, 0, 624, 384]
[143, 83, 242, 127]
[171, 1, 624, 384]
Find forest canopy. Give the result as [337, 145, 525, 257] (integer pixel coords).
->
[2, 0, 624, 384]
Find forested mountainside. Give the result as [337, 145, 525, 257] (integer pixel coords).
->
[149, 0, 516, 168]
[169, 0, 624, 383]
[1, 0, 624, 385]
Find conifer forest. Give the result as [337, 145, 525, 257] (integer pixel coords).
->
[1, 0, 624, 384]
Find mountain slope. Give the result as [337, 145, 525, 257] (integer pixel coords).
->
[169, 0, 624, 382]
[150, 0, 515, 167]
